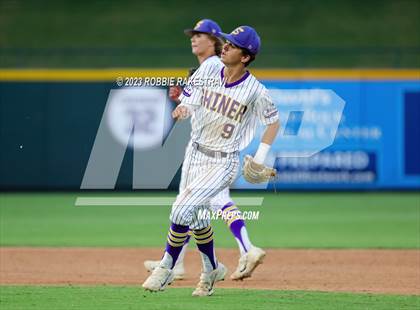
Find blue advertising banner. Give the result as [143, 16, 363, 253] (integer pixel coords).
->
[233, 80, 420, 189]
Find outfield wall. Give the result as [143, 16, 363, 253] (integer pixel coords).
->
[0, 69, 419, 190]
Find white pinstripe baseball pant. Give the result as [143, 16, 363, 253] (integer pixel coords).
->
[170, 142, 239, 229]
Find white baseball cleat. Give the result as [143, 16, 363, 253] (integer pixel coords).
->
[192, 262, 227, 297]
[142, 266, 174, 292]
[230, 246, 266, 281]
[144, 260, 185, 280]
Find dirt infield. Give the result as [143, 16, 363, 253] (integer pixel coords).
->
[0, 247, 419, 295]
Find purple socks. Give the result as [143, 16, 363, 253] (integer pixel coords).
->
[193, 226, 217, 272]
[222, 202, 252, 255]
[164, 223, 190, 268]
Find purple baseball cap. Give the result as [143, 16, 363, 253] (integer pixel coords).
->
[220, 26, 261, 55]
[184, 19, 222, 37]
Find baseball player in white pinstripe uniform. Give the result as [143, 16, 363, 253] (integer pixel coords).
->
[144, 19, 267, 283]
[143, 25, 280, 296]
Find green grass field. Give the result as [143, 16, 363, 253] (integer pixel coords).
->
[1, 287, 419, 310]
[0, 192, 419, 309]
[0, 192, 418, 248]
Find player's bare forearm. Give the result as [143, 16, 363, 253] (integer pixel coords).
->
[252, 120, 280, 164]
[261, 120, 280, 145]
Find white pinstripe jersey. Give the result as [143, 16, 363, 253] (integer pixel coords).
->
[179, 57, 279, 153]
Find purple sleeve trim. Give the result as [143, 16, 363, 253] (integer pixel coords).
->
[265, 111, 278, 118]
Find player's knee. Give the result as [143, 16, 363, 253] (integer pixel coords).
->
[170, 205, 191, 226]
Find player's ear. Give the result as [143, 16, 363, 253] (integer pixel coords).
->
[241, 54, 251, 65]
[205, 34, 214, 47]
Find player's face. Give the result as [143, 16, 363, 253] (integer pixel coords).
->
[221, 41, 249, 66]
[190, 33, 214, 56]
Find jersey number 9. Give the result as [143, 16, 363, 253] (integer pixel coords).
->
[221, 123, 235, 139]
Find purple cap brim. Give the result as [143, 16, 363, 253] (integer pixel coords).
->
[219, 32, 252, 53]
[184, 29, 200, 37]
[184, 29, 221, 38]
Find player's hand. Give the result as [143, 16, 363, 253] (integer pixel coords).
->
[172, 105, 190, 120]
[169, 86, 182, 104]
[242, 155, 276, 184]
